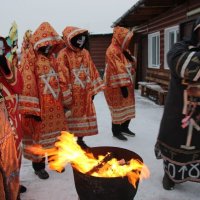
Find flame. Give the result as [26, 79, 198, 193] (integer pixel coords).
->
[27, 131, 150, 188]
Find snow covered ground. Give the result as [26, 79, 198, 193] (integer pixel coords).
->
[20, 91, 200, 200]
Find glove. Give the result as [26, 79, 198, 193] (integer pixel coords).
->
[25, 115, 42, 122]
[120, 87, 128, 98]
[0, 55, 11, 75]
[123, 50, 133, 62]
[33, 116, 42, 122]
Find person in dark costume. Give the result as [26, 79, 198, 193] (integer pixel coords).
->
[155, 17, 200, 190]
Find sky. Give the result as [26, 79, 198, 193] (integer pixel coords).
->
[1, 0, 137, 45]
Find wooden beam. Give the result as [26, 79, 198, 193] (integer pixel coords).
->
[130, 7, 171, 15]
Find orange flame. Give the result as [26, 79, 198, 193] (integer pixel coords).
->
[27, 131, 150, 188]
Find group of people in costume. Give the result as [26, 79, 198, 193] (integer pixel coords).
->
[0, 22, 136, 200]
[1, 15, 200, 200]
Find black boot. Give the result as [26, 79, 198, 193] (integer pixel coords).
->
[162, 172, 175, 190]
[20, 185, 27, 193]
[77, 137, 90, 150]
[121, 120, 135, 137]
[112, 123, 127, 141]
[32, 158, 49, 179]
[17, 185, 27, 200]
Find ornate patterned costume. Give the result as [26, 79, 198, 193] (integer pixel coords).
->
[0, 56, 23, 164]
[0, 35, 23, 164]
[19, 22, 69, 163]
[104, 26, 136, 124]
[0, 35, 21, 199]
[155, 18, 200, 184]
[0, 96, 19, 200]
[57, 26, 104, 137]
[103, 26, 136, 141]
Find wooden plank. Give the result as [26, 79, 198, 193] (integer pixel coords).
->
[138, 81, 157, 96]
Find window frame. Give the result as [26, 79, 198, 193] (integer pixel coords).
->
[164, 25, 179, 69]
[148, 32, 160, 69]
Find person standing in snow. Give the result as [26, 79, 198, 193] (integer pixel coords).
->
[19, 22, 70, 179]
[155, 17, 200, 190]
[0, 92, 20, 200]
[4, 22, 28, 195]
[0, 36, 20, 200]
[103, 26, 136, 141]
[57, 26, 104, 149]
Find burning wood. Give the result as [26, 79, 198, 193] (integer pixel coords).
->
[118, 158, 128, 165]
[86, 152, 113, 175]
[27, 131, 150, 188]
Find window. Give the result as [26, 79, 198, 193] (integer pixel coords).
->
[164, 26, 179, 69]
[148, 32, 160, 68]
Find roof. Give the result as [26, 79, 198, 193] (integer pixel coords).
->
[112, 0, 186, 28]
[90, 33, 112, 37]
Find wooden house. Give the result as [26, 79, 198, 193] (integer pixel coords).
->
[112, 0, 200, 104]
[88, 33, 112, 77]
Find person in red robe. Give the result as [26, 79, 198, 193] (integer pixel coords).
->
[104, 26, 136, 141]
[57, 26, 104, 149]
[0, 92, 19, 200]
[0, 36, 23, 159]
[0, 36, 20, 200]
[19, 22, 70, 179]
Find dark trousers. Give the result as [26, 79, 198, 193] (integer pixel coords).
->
[112, 119, 131, 135]
[121, 119, 131, 131]
[112, 123, 121, 136]
[32, 158, 45, 171]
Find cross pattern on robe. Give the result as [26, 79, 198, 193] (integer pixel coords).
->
[181, 88, 200, 150]
[126, 63, 133, 83]
[181, 118, 200, 150]
[40, 68, 60, 100]
[72, 64, 91, 89]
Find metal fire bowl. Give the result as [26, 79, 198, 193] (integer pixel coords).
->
[72, 146, 143, 200]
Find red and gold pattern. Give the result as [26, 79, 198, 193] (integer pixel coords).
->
[0, 57, 23, 167]
[112, 26, 133, 50]
[21, 30, 32, 55]
[0, 100, 19, 200]
[104, 26, 136, 124]
[57, 26, 104, 137]
[19, 22, 69, 162]
[31, 22, 64, 51]
[62, 26, 88, 51]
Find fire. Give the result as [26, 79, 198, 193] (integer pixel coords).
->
[27, 131, 150, 188]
